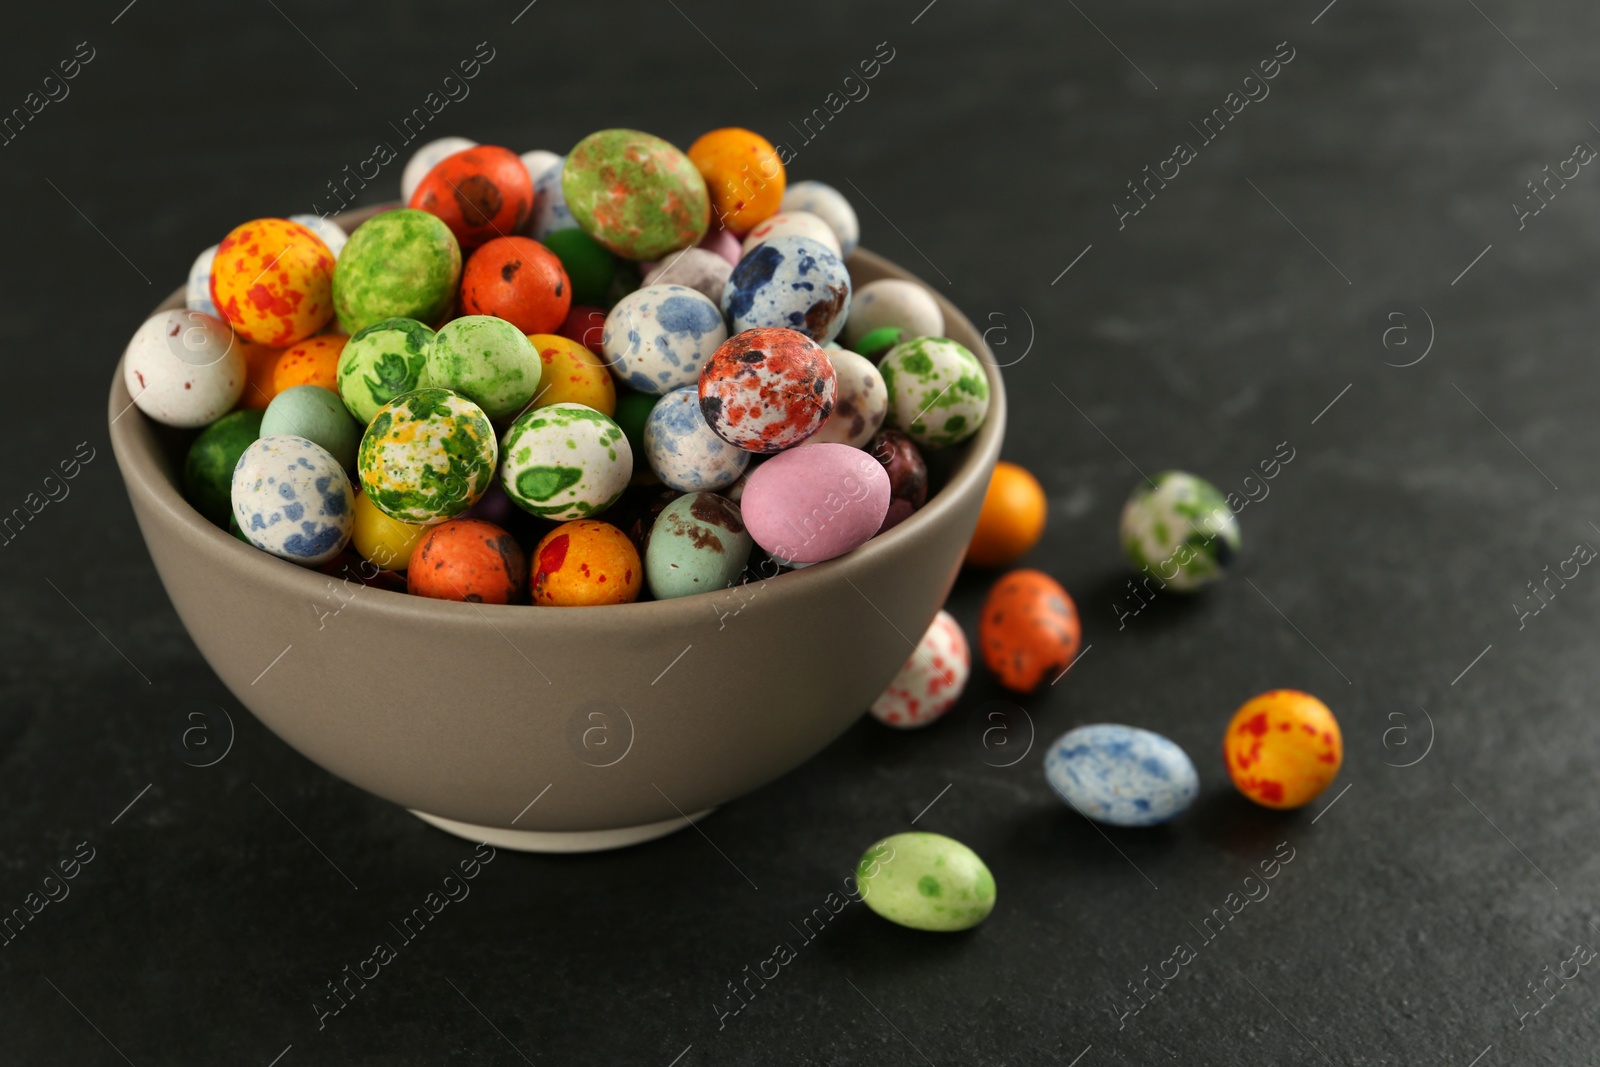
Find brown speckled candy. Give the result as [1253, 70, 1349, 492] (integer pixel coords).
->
[869, 428, 927, 532]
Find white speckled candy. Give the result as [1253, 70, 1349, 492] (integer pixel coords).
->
[287, 214, 349, 259]
[231, 435, 354, 566]
[531, 156, 578, 239]
[843, 279, 944, 349]
[780, 181, 859, 257]
[740, 210, 842, 257]
[500, 402, 632, 519]
[603, 284, 728, 395]
[186, 245, 219, 316]
[400, 136, 477, 202]
[1044, 724, 1199, 826]
[520, 149, 562, 188]
[644, 386, 749, 492]
[123, 309, 246, 428]
[643, 248, 734, 304]
[879, 337, 990, 448]
[722, 235, 852, 344]
[811, 348, 887, 447]
[870, 610, 970, 729]
[1119, 471, 1240, 592]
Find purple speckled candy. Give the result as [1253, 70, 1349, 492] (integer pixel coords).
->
[868, 428, 927, 533]
[740, 442, 889, 564]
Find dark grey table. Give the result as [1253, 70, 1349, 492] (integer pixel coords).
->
[3, 1, 1595, 1063]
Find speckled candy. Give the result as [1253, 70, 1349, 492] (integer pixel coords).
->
[1120, 471, 1240, 592]
[337, 317, 434, 425]
[642, 247, 733, 304]
[531, 520, 642, 606]
[271, 334, 346, 395]
[857, 832, 995, 932]
[427, 315, 542, 420]
[980, 569, 1081, 693]
[334, 209, 462, 334]
[407, 518, 527, 604]
[401, 136, 477, 202]
[520, 148, 562, 188]
[527, 334, 616, 415]
[287, 214, 349, 258]
[459, 236, 572, 335]
[811, 349, 886, 447]
[210, 218, 335, 346]
[184, 409, 263, 526]
[231, 435, 354, 566]
[186, 245, 218, 316]
[500, 402, 631, 519]
[740, 442, 889, 564]
[645, 492, 751, 600]
[723, 236, 851, 344]
[740, 210, 842, 257]
[1045, 725, 1199, 826]
[780, 181, 859, 257]
[687, 127, 786, 236]
[1225, 690, 1343, 809]
[602, 284, 727, 395]
[698, 328, 836, 453]
[843, 279, 944, 349]
[880, 337, 989, 448]
[122, 310, 246, 428]
[868, 428, 927, 532]
[561, 129, 710, 260]
[531, 158, 577, 239]
[356, 388, 497, 524]
[408, 145, 535, 252]
[869, 610, 970, 728]
[644, 386, 749, 492]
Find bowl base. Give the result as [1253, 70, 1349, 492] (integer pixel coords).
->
[409, 807, 717, 853]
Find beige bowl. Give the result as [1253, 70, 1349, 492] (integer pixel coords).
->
[109, 211, 1005, 851]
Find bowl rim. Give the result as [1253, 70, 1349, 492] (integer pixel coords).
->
[108, 207, 1008, 624]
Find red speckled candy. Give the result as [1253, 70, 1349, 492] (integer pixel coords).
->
[460, 236, 572, 334]
[870, 610, 971, 728]
[1224, 690, 1343, 809]
[210, 218, 335, 346]
[531, 520, 642, 606]
[407, 518, 527, 604]
[698, 327, 836, 453]
[408, 145, 534, 252]
[979, 569, 1081, 693]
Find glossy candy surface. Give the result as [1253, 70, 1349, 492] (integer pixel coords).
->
[540, 228, 614, 306]
[334, 209, 462, 334]
[645, 492, 752, 600]
[980, 569, 1081, 693]
[231, 435, 354, 566]
[557, 304, 607, 356]
[687, 127, 786, 235]
[401, 136, 477, 202]
[868, 428, 927, 532]
[351, 490, 427, 571]
[698, 328, 835, 453]
[123, 310, 246, 428]
[356, 389, 497, 524]
[643, 386, 749, 492]
[184, 409, 263, 526]
[869, 610, 970, 728]
[186, 245, 218, 317]
[879, 337, 989, 448]
[1224, 690, 1343, 809]
[531, 520, 642, 606]
[780, 181, 859, 257]
[408, 145, 534, 251]
[843, 279, 944, 349]
[500, 402, 631, 519]
[856, 832, 996, 932]
[561, 129, 710, 260]
[407, 519, 527, 604]
[1045, 725, 1199, 826]
[460, 236, 571, 334]
[602, 284, 727, 395]
[261, 385, 360, 473]
[1120, 471, 1240, 592]
[967, 461, 1047, 567]
[723, 235, 851, 344]
[427, 315, 542, 420]
[811, 348, 886, 448]
[271, 334, 346, 395]
[740, 442, 889, 564]
[527, 334, 615, 415]
[336, 317, 433, 425]
[210, 218, 335, 347]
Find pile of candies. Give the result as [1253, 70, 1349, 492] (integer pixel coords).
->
[129, 128, 990, 607]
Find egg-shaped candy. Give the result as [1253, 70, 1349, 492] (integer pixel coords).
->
[409, 145, 534, 252]
[210, 218, 335, 347]
[357, 388, 497, 524]
[519, 148, 562, 188]
[855, 326, 909, 363]
[967, 461, 1047, 567]
[334, 209, 462, 334]
[527, 334, 615, 415]
[541, 228, 615, 306]
[261, 385, 361, 473]
[351, 489, 426, 571]
[401, 135, 477, 202]
[531, 520, 642, 606]
[811, 349, 886, 448]
[724, 236, 851, 344]
[740, 210, 842, 257]
[699, 225, 742, 266]
[407, 518, 527, 604]
[687, 127, 786, 236]
[645, 492, 752, 600]
[869, 610, 970, 729]
[1119, 471, 1240, 592]
[287, 214, 349, 258]
[122, 310, 246, 428]
[843, 279, 944, 349]
[271, 334, 346, 395]
[558, 304, 607, 356]
[427, 315, 542, 420]
[980, 569, 1081, 694]
[500, 402, 631, 519]
[880, 337, 989, 448]
[562, 129, 710, 260]
[642, 247, 733, 304]
[644, 387, 749, 492]
[1045, 725, 1199, 826]
[184, 409, 263, 526]
[780, 181, 859, 257]
[238, 342, 282, 411]
[868, 428, 928, 533]
[741, 443, 889, 564]
[856, 832, 996, 932]
[459, 236, 572, 335]
[613, 391, 657, 472]
[602, 284, 727, 395]
[186, 245, 218, 316]
[231, 435, 354, 566]
[698, 328, 836, 453]
[1224, 690, 1343, 809]
[531, 158, 577, 239]
[337, 317, 434, 425]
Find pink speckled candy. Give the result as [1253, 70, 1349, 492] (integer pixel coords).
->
[740, 442, 889, 564]
[698, 327, 836, 453]
[870, 610, 971, 728]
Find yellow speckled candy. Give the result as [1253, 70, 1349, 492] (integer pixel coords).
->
[1224, 690, 1343, 809]
[356, 388, 498, 525]
[210, 218, 336, 347]
[527, 334, 616, 415]
[351, 489, 427, 570]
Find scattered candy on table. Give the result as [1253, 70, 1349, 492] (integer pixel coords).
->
[698, 327, 836, 452]
[1224, 690, 1342, 809]
[645, 492, 752, 600]
[980, 568, 1081, 693]
[231, 435, 354, 566]
[869, 610, 970, 728]
[500, 402, 631, 519]
[407, 518, 527, 604]
[1045, 725, 1199, 826]
[1120, 470, 1240, 592]
[967, 460, 1047, 567]
[879, 336, 989, 448]
[856, 832, 996, 932]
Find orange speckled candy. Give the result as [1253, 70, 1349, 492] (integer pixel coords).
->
[1224, 690, 1343, 809]
[271, 335, 347, 395]
[531, 520, 641, 606]
[407, 519, 527, 604]
[527, 334, 616, 415]
[210, 218, 336, 346]
[687, 128, 786, 236]
[237, 342, 284, 410]
[967, 461, 1048, 568]
[979, 569, 1081, 693]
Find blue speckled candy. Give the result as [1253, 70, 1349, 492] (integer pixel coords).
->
[1044, 724, 1199, 827]
[532, 157, 578, 239]
[231, 435, 355, 566]
[644, 386, 749, 492]
[722, 235, 851, 344]
[602, 284, 728, 395]
[186, 245, 218, 317]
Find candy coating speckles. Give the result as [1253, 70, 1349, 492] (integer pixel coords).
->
[968, 461, 1047, 568]
[698, 328, 836, 453]
[740, 210, 841, 257]
[1224, 690, 1342, 809]
[287, 214, 349, 258]
[879, 337, 989, 448]
[459, 235, 572, 335]
[843, 279, 943, 349]
[427, 315, 542, 419]
[979, 569, 1081, 694]
[723, 236, 851, 344]
[500, 402, 631, 520]
[527, 333, 616, 415]
[602, 284, 727, 395]
[334, 209, 462, 335]
[810, 348, 886, 447]
[870, 610, 970, 729]
[408, 145, 535, 252]
[530, 158, 578, 239]
[644, 386, 749, 492]
[1045, 725, 1199, 826]
[531, 520, 642, 606]
[356, 388, 497, 524]
[231, 435, 354, 566]
[337, 318, 434, 425]
[122, 310, 246, 428]
[210, 218, 336, 347]
[687, 127, 786, 236]
[856, 832, 996, 932]
[407, 518, 527, 604]
[780, 181, 859, 257]
[271, 334, 347, 395]
[1119, 471, 1240, 592]
[401, 136, 477, 202]
[562, 129, 710, 260]
[645, 492, 752, 600]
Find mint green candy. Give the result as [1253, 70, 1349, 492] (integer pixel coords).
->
[262, 385, 361, 473]
[334, 209, 461, 334]
[184, 408, 263, 526]
[856, 831, 996, 932]
[878, 337, 989, 448]
[426, 315, 542, 420]
[338, 317, 434, 425]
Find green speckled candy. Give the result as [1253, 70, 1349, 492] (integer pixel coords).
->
[879, 337, 990, 448]
[561, 129, 710, 261]
[261, 385, 361, 473]
[338, 317, 434, 424]
[184, 408, 263, 526]
[1119, 470, 1240, 592]
[356, 388, 497, 524]
[856, 832, 996, 932]
[334, 209, 461, 334]
[427, 315, 542, 420]
[501, 402, 631, 519]
[645, 492, 752, 600]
